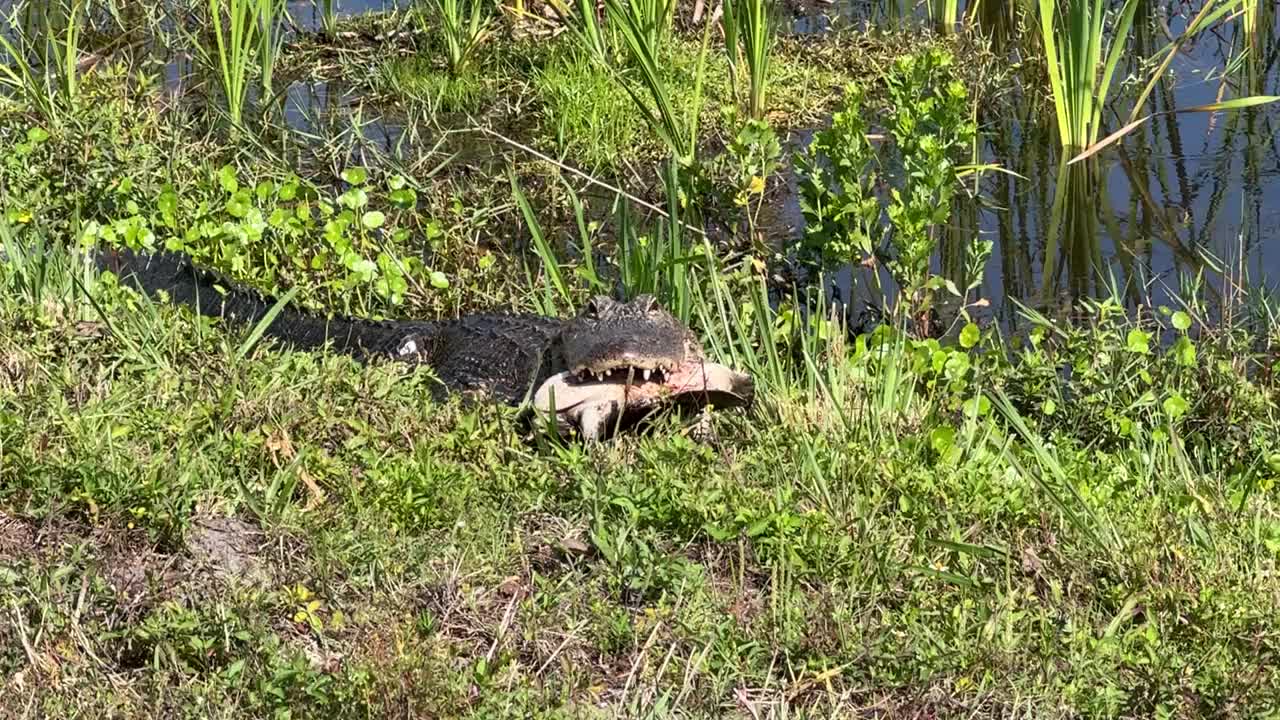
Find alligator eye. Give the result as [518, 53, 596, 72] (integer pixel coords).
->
[633, 294, 658, 312]
[584, 295, 615, 318]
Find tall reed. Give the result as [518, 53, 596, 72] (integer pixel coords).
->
[548, 0, 611, 63]
[927, 0, 959, 33]
[0, 0, 86, 125]
[1065, 0, 1280, 164]
[602, 0, 713, 167]
[206, 0, 263, 128]
[721, 0, 774, 121]
[419, 0, 494, 76]
[609, 0, 675, 53]
[1037, 0, 1140, 150]
[257, 0, 286, 96]
[316, 0, 338, 37]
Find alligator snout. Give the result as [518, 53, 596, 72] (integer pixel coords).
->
[532, 359, 754, 441]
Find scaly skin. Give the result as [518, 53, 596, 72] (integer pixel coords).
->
[90, 245, 754, 437]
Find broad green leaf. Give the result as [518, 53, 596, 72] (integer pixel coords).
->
[1162, 393, 1188, 420]
[217, 164, 239, 194]
[1126, 329, 1151, 354]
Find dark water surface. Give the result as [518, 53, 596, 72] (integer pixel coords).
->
[771, 1, 1280, 329]
[315, 0, 1280, 329]
[4, 0, 1277, 328]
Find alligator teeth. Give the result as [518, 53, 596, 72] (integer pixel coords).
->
[643, 369, 651, 381]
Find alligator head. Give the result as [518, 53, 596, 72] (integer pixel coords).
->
[558, 294, 702, 383]
[524, 294, 753, 440]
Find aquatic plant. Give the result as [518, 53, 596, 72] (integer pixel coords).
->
[1036, 0, 1140, 150]
[547, 0, 611, 63]
[602, 0, 712, 168]
[1065, 0, 1280, 164]
[721, 0, 774, 121]
[927, 0, 959, 33]
[316, 0, 338, 37]
[608, 0, 675, 54]
[0, 0, 86, 125]
[418, 0, 494, 77]
[257, 0, 286, 96]
[205, 0, 265, 128]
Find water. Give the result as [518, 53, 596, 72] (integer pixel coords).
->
[286, 0, 411, 31]
[5, 0, 1277, 330]
[767, 2, 1280, 330]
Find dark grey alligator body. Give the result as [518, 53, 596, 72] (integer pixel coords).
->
[93, 245, 576, 402]
[89, 246, 754, 440]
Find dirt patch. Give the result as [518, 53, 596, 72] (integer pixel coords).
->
[0, 511, 34, 561]
[184, 513, 271, 587]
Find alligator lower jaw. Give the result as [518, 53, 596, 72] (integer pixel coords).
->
[530, 360, 755, 442]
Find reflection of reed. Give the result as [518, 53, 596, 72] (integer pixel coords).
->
[1041, 156, 1105, 305]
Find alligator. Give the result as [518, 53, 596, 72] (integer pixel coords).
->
[90, 245, 754, 440]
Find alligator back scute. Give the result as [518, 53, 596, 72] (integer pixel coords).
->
[91, 245, 431, 357]
[397, 314, 568, 403]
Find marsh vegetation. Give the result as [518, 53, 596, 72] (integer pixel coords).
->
[2, 0, 1280, 717]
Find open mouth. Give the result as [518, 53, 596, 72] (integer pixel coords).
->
[537, 359, 754, 417]
[572, 363, 676, 384]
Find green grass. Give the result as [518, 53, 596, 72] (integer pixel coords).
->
[531, 46, 650, 169]
[362, 25, 966, 175]
[5, 14, 1280, 718]
[5, 223, 1280, 717]
[377, 55, 495, 114]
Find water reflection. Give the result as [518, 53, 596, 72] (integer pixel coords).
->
[2, 0, 1276, 328]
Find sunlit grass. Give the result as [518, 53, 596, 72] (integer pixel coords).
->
[602, 0, 713, 167]
[378, 54, 492, 113]
[531, 46, 646, 168]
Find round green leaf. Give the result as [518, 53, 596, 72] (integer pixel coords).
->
[217, 164, 239, 194]
[1172, 311, 1191, 331]
[361, 211, 386, 229]
[429, 271, 449, 289]
[1162, 393, 1188, 420]
[1126, 329, 1151, 354]
[959, 322, 979, 349]
[341, 167, 368, 185]
[389, 188, 417, 209]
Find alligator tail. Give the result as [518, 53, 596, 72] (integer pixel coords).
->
[90, 244, 391, 357]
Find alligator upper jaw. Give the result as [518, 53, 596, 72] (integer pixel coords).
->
[531, 359, 754, 441]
